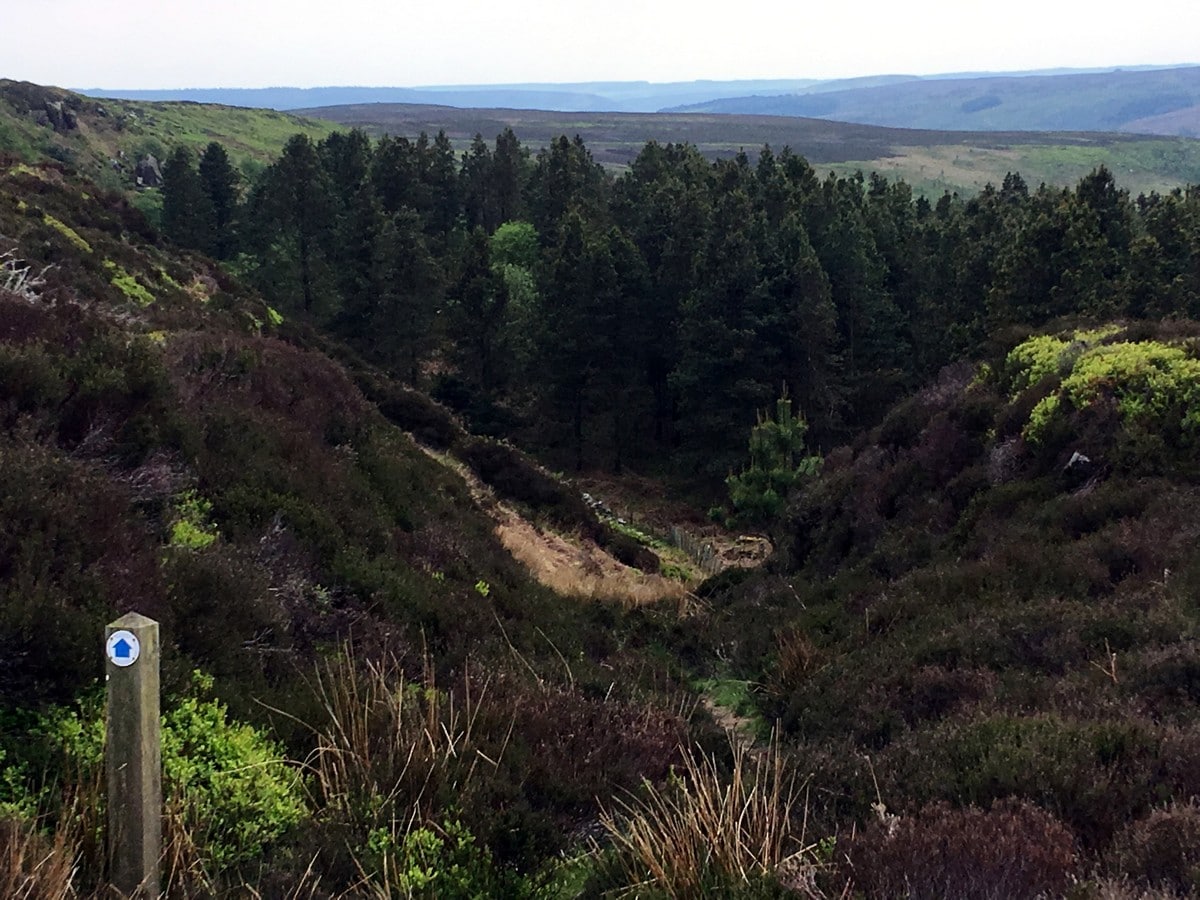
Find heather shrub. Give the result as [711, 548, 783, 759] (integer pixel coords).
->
[841, 799, 1078, 900]
[1108, 801, 1200, 895]
[882, 714, 1160, 846]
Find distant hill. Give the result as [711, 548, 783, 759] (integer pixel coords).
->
[75, 80, 833, 114]
[666, 66, 1200, 135]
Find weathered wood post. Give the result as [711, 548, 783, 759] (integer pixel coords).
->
[105, 612, 161, 898]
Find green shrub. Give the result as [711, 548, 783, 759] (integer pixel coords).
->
[161, 671, 306, 871]
[362, 818, 544, 898]
[0, 672, 306, 876]
[168, 489, 218, 550]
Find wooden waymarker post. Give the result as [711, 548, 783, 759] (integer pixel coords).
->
[105, 612, 161, 898]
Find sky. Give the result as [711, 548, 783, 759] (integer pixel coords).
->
[6, 0, 1199, 89]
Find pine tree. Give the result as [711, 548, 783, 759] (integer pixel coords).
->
[161, 146, 213, 253]
[725, 389, 821, 526]
[255, 134, 336, 315]
[198, 142, 240, 259]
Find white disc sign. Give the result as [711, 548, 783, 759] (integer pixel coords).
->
[106, 630, 141, 667]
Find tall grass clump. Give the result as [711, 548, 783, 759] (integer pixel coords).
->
[597, 732, 820, 898]
[306, 647, 529, 895]
[0, 815, 80, 899]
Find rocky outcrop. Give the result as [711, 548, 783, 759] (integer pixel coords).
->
[135, 155, 163, 188]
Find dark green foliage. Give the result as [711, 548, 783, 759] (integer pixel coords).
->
[161, 145, 214, 252]
[197, 142, 240, 259]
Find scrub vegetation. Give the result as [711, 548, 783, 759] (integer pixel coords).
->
[2, 80, 1200, 897]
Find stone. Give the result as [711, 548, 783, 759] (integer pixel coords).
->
[135, 155, 163, 188]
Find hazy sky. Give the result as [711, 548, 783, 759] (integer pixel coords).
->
[7, 0, 1199, 88]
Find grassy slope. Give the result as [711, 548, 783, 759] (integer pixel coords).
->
[0, 80, 338, 186]
[299, 101, 1200, 196]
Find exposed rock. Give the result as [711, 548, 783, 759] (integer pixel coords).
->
[135, 154, 163, 188]
[42, 101, 77, 132]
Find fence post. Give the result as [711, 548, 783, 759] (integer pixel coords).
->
[105, 612, 161, 898]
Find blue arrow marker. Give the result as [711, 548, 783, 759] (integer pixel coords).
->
[113, 638, 132, 659]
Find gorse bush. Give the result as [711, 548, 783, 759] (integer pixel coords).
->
[1004, 327, 1200, 473]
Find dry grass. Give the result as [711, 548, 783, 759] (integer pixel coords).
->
[418, 443, 690, 607]
[598, 731, 821, 898]
[308, 647, 501, 822]
[0, 816, 80, 900]
[495, 511, 690, 607]
[301, 646, 507, 894]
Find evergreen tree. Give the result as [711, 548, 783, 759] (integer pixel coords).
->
[493, 128, 530, 225]
[670, 185, 774, 475]
[197, 142, 240, 259]
[424, 130, 461, 242]
[446, 228, 508, 392]
[724, 389, 821, 526]
[461, 134, 497, 232]
[161, 146, 213, 253]
[254, 134, 336, 315]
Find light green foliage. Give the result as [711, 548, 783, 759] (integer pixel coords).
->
[162, 671, 307, 871]
[1004, 335, 1071, 393]
[724, 391, 822, 526]
[169, 489, 218, 549]
[1024, 339, 1200, 444]
[489, 222, 541, 357]
[489, 221, 540, 270]
[103, 260, 155, 307]
[1004, 326, 1125, 395]
[473, 579, 491, 598]
[0, 673, 305, 873]
[43, 214, 92, 253]
[364, 818, 545, 899]
[0, 746, 37, 820]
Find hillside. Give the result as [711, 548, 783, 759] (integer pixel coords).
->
[669, 65, 1200, 136]
[298, 101, 1200, 196]
[6, 74, 1200, 897]
[699, 323, 1200, 894]
[76, 66, 1193, 121]
[0, 158, 708, 896]
[0, 80, 337, 190]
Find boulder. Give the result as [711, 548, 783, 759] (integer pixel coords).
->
[135, 155, 163, 188]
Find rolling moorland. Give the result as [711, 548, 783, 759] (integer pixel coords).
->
[295, 102, 1200, 198]
[11, 77, 1200, 198]
[3, 77, 1200, 897]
